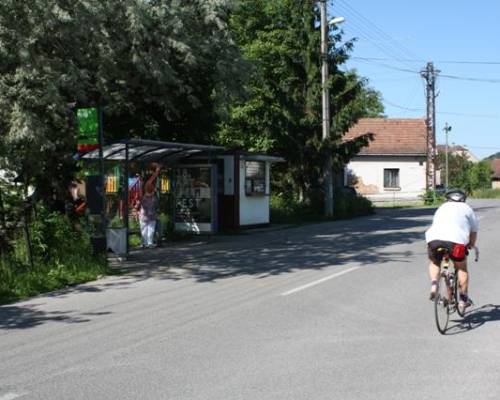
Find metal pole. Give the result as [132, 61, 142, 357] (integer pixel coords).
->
[124, 143, 129, 254]
[23, 209, 34, 270]
[98, 106, 106, 240]
[320, 0, 333, 217]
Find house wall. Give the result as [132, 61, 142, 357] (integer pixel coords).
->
[345, 156, 426, 202]
[239, 160, 270, 226]
[492, 179, 500, 189]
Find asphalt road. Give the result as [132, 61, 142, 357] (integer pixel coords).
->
[1, 199, 500, 400]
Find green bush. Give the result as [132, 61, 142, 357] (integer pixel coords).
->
[333, 191, 374, 219]
[422, 189, 445, 205]
[270, 193, 318, 224]
[471, 188, 500, 199]
[270, 191, 374, 224]
[0, 206, 107, 304]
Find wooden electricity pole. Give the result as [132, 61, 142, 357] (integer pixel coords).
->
[421, 62, 439, 190]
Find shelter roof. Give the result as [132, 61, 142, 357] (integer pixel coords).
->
[79, 139, 224, 164]
[344, 118, 427, 156]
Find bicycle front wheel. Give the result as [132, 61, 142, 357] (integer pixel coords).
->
[434, 275, 450, 334]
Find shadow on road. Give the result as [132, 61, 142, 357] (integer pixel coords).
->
[0, 304, 112, 330]
[445, 304, 500, 335]
[123, 207, 435, 283]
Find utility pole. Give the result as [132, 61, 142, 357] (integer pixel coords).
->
[320, 0, 333, 217]
[421, 62, 439, 190]
[443, 122, 452, 190]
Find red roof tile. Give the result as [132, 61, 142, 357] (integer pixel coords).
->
[344, 118, 427, 155]
[491, 159, 500, 179]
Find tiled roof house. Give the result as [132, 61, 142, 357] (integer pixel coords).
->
[343, 118, 428, 201]
[436, 144, 478, 163]
[491, 159, 500, 189]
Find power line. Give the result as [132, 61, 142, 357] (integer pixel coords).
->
[334, 0, 421, 74]
[439, 73, 500, 84]
[352, 58, 420, 74]
[435, 111, 500, 119]
[464, 145, 500, 150]
[382, 98, 499, 119]
[383, 98, 422, 112]
[352, 56, 500, 65]
[335, 0, 419, 61]
[352, 58, 500, 83]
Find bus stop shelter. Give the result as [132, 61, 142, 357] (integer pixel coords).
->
[80, 139, 224, 254]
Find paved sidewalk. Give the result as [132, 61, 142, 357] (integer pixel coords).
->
[108, 223, 296, 271]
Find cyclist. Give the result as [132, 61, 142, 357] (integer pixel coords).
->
[425, 188, 479, 313]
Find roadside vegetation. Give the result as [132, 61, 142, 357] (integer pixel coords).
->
[470, 188, 500, 199]
[0, 205, 107, 304]
[271, 191, 374, 224]
[419, 153, 494, 206]
[435, 153, 492, 195]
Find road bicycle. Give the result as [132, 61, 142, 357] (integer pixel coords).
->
[434, 246, 479, 334]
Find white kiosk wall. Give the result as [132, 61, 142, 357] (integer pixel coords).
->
[239, 160, 270, 226]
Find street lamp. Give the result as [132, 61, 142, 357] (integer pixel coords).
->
[443, 122, 452, 190]
[320, 0, 344, 217]
[330, 16, 345, 25]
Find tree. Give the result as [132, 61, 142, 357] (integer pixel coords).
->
[469, 161, 492, 190]
[219, 0, 383, 204]
[436, 152, 491, 192]
[0, 0, 242, 204]
[484, 151, 500, 160]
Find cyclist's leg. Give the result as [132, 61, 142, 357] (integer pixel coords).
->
[427, 243, 442, 299]
[429, 261, 440, 282]
[454, 259, 472, 315]
[428, 261, 441, 299]
[454, 259, 469, 298]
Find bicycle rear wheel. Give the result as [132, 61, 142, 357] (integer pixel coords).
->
[434, 275, 450, 334]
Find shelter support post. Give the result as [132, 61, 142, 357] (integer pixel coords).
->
[125, 143, 130, 254]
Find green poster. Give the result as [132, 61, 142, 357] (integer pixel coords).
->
[77, 108, 99, 151]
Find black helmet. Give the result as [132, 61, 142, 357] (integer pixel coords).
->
[445, 188, 466, 202]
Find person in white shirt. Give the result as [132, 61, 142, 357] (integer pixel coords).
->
[425, 188, 479, 313]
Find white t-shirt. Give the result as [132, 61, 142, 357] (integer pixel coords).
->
[425, 201, 479, 245]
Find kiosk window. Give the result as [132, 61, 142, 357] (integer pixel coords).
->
[245, 161, 266, 195]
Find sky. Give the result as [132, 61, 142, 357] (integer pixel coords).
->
[331, 0, 500, 160]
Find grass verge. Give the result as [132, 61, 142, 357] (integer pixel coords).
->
[471, 188, 500, 199]
[0, 254, 108, 305]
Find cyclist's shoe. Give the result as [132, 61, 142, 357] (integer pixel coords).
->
[429, 281, 438, 301]
[458, 297, 473, 314]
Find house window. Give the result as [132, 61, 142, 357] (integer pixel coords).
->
[384, 168, 400, 189]
[245, 161, 266, 195]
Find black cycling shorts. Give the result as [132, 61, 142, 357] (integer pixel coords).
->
[427, 240, 468, 264]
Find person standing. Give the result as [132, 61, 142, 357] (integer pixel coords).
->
[135, 164, 160, 248]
